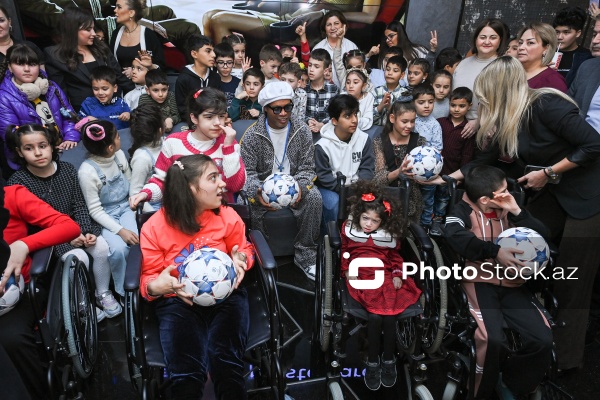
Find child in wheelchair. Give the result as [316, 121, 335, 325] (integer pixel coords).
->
[341, 181, 421, 391]
[443, 165, 553, 399]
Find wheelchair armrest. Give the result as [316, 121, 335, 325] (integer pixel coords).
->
[327, 220, 341, 249]
[408, 222, 434, 252]
[29, 246, 54, 277]
[249, 230, 277, 270]
[124, 244, 142, 291]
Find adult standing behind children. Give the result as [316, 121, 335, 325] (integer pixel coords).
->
[0, 44, 80, 178]
[240, 82, 322, 280]
[0, 6, 45, 66]
[452, 18, 508, 138]
[138, 69, 180, 133]
[45, 7, 134, 111]
[433, 56, 600, 374]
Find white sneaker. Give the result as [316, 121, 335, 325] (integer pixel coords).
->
[96, 307, 106, 323]
[0, 275, 24, 317]
[97, 291, 122, 318]
[298, 264, 316, 281]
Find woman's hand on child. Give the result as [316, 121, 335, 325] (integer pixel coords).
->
[256, 188, 278, 211]
[58, 140, 78, 150]
[136, 50, 154, 69]
[129, 192, 148, 209]
[393, 277, 402, 289]
[119, 112, 131, 122]
[242, 57, 253, 72]
[122, 67, 133, 79]
[461, 119, 479, 138]
[517, 170, 548, 192]
[430, 30, 438, 53]
[231, 245, 247, 289]
[148, 265, 194, 304]
[495, 247, 527, 270]
[489, 191, 521, 215]
[118, 228, 140, 245]
[590, 2, 600, 18]
[218, 123, 237, 145]
[0, 241, 29, 293]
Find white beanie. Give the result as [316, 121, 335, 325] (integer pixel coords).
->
[258, 81, 294, 107]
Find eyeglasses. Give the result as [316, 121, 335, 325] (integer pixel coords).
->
[385, 33, 397, 41]
[216, 61, 234, 67]
[266, 103, 294, 114]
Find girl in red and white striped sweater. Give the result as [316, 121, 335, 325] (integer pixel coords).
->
[130, 88, 246, 208]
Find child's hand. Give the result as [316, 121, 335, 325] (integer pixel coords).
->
[290, 49, 299, 64]
[165, 117, 173, 132]
[230, 245, 247, 289]
[218, 123, 236, 145]
[296, 21, 307, 42]
[118, 228, 140, 245]
[58, 140, 78, 150]
[430, 30, 438, 53]
[122, 67, 133, 79]
[236, 90, 249, 100]
[495, 247, 527, 270]
[308, 118, 323, 133]
[489, 191, 521, 215]
[249, 109, 260, 118]
[291, 186, 302, 208]
[393, 277, 402, 289]
[147, 265, 194, 304]
[256, 188, 278, 211]
[0, 241, 28, 293]
[129, 192, 148, 210]
[378, 92, 392, 112]
[70, 234, 87, 248]
[241, 57, 252, 72]
[119, 112, 131, 121]
[84, 233, 97, 247]
[367, 44, 380, 58]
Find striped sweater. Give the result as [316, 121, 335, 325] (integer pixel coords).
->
[140, 131, 246, 203]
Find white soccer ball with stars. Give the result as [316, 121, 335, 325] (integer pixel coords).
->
[406, 146, 444, 182]
[261, 173, 300, 209]
[178, 247, 237, 306]
[495, 227, 550, 276]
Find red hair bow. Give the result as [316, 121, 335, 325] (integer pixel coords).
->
[194, 89, 203, 99]
[383, 201, 392, 215]
[362, 193, 375, 202]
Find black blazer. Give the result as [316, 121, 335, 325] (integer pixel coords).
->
[461, 94, 600, 219]
[44, 45, 135, 111]
[568, 56, 600, 116]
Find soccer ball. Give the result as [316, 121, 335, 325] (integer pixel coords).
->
[0, 274, 24, 317]
[261, 173, 300, 209]
[178, 247, 237, 306]
[406, 146, 443, 182]
[495, 227, 550, 276]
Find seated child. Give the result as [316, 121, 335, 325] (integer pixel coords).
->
[444, 165, 553, 399]
[406, 58, 431, 91]
[278, 62, 307, 121]
[435, 47, 462, 75]
[430, 87, 474, 236]
[79, 66, 131, 130]
[214, 42, 241, 107]
[138, 69, 180, 133]
[430, 70, 453, 119]
[306, 49, 339, 133]
[228, 68, 264, 122]
[341, 181, 421, 391]
[124, 58, 149, 110]
[128, 103, 164, 211]
[299, 68, 309, 90]
[315, 94, 374, 224]
[221, 32, 247, 80]
[372, 55, 411, 126]
[412, 83, 443, 230]
[344, 68, 374, 131]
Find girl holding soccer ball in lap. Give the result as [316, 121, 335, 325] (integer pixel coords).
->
[140, 154, 254, 399]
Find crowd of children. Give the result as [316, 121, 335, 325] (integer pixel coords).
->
[2, 4, 600, 398]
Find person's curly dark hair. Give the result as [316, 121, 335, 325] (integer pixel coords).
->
[347, 180, 406, 238]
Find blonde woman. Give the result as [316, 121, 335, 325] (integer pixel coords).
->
[517, 22, 567, 92]
[432, 56, 600, 375]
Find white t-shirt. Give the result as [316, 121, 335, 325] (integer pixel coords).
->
[268, 123, 291, 175]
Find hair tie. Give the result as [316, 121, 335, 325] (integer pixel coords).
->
[275, 45, 280, 50]
[194, 89, 203, 99]
[362, 193, 375, 202]
[231, 32, 244, 38]
[174, 160, 184, 170]
[383, 201, 392, 216]
[85, 124, 105, 141]
[13, 125, 19, 133]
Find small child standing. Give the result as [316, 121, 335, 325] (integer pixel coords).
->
[412, 83, 442, 230]
[315, 94, 374, 224]
[259, 44, 283, 86]
[279, 62, 307, 121]
[406, 58, 430, 91]
[434, 47, 462, 75]
[370, 46, 402, 89]
[138, 69, 180, 133]
[430, 70, 453, 119]
[78, 120, 138, 299]
[128, 103, 164, 211]
[124, 58, 149, 110]
[429, 87, 474, 236]
[332, 48, 367, 91]
[79, 66, 131, 130]
[228, 68, 264, 122]
[305, 49, 339, 133]
[214, 42, 241, 107]
[222, 33, 247, 80]
[341, 181, 421, 391]
[372, 55, 411, 126]
[344, 68, 374, 131]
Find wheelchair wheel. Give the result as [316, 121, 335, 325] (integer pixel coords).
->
[62, 255, 98, 379]
[315, 235, 333, 352]
[396, 315, 417, 355]
[125, 291, 143, 394]
[414, 384, 434, 400]
[422, 240, 447, 354]
[328, 381, 344, 399]
[442, 381, 459, 400]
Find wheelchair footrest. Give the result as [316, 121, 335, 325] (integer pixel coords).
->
[540, 380, 573, 400]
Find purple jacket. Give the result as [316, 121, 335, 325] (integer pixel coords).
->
[0, 70, 79, 170]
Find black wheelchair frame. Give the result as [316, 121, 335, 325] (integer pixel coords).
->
[123, 202, 298, 400]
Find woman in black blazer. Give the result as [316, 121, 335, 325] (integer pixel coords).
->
[44, 7, 134, 111]
[433, 56, 600, 373]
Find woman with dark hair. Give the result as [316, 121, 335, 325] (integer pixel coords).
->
[369, 20, 435, 68]
[140, 153, 253, 399]
[452, 18, 509, 138]
[0, 6, 44, 66]
[109, 0, 165, 77]
[44, 7, 134, 111]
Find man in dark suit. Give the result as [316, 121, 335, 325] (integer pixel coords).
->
[568, 17, 600, 134]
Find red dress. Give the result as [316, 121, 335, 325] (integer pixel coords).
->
[341, 220, 421, 316]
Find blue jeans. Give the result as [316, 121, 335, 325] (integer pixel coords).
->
[419, 184, 436, 226]
[155, 289, 249, 400]
[433, 185, 450, 221]
[318, 187, 340, 226]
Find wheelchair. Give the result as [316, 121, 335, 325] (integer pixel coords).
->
[432, 176, 572, 400]
[28, 247, 99, 399]
[313, 175, 448, 399]
[124, 202, 294, 399]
